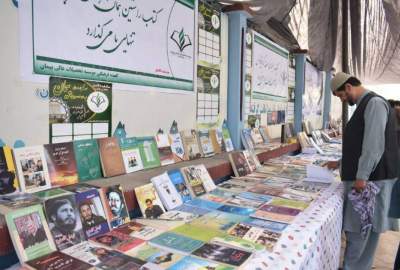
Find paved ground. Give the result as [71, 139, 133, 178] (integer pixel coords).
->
[340, 231, 400, 270]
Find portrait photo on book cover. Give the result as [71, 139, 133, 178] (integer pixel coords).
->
[78, 198, 107, 235]
[20, 157, 46, 189]
[106, 186, 128, 220]
[145, 198, 164, 219]
[14, 212, 47, 249]
[0, 169, 16, 194]
[45, 195, 84, 250]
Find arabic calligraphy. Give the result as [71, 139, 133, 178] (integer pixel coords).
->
[63, 0, 164, 53]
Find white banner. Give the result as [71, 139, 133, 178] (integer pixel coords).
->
[27, 0, 195, 91]
[252, 31, 289, 100]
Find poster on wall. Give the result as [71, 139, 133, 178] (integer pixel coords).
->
[303, 62, 324, 117]
[252, 31, 289, 100]
[28, 0, 195, 91]
[197, 66, 220, 124]
[197, 0, 221, 126]
[49, 77, 112, 143]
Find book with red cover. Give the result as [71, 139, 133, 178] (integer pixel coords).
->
[97, 137, 125, 177]
[25, 251, 93, 270]
[90, 230, 145, 253]
[44, 142, 78, 187]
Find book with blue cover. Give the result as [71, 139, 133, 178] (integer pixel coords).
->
[237, 192, 273, 203]
[217, 204, 255, 216]
[167, 169, 192, 203]
[168, 256, 235, 270]
[174, 204, 211, 216]
[242, 217, 288, 233]
[190, 211, 247, 232]
[184, 198, 222, 210]
[149, 232, 204, 255]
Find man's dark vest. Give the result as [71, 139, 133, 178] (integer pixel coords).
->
[341, 92, 399, 181]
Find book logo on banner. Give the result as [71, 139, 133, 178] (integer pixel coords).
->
[210, 74, 219, 89]
[87, 92, 109, 113]
[170, 29, 192, 53]
[211, 15, 220, 29]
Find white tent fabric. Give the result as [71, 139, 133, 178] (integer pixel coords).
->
[219, 0, 400, 84]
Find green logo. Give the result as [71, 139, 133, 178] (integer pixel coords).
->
[170, 28, 192, 52]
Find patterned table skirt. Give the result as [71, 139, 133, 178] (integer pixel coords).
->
[243, 182, 344, 270]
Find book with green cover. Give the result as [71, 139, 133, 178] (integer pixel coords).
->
[126, 243, 183, 269]
[171, 223, 225, 242]
[134, 137, 161, 169]
[149, 232, 204, 255]
[5, 204, 56, 263]
[211, 234, 265, 252]
[268, 197, 309, 211]
[73, 139, 102, 182]
[119, 137, 145, 173]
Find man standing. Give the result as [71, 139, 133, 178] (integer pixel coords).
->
[328, 72, 399, 270]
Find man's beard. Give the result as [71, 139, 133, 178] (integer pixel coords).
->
[111, 207, 121, 216]
[56, 217, 76, 232]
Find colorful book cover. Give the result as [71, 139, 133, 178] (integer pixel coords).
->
[241, 128, 255, 150]
[243, 150, 259, 171]
[135, 183, 166, 219]
[251, 128, 265, 145]
[191, 164, 216, 192]
[192, 243, 251, 267]
[218, 181, 248, 193]
[168, 256, 235, 270]
[0, 146, 19, 195]
[155, 133, 175, 166]
[223, 196, 263, 209]
[5, 204, 56, 262]
[134, 218, 184, 231]
[180, 167, 206, 197]
[169, 133, 185, 162]
[268, 197, 310, 211]
[34, 187, 73, 200]
[119, 137, 144, 173]
[73, 139, 102, 182]
[13, 146, 51, 193]
[0, 193, 41, 211]
[211, 234, 265, 252]
[238, 192, 272, 204]
[74, 188, 110, 239]
[228, 223, 281, 251]
[43, 194, 85, 250]
[229, 152, 252, 177]
[197, 129, 215, 157]
[62, 241, 103, 266]
[90, 230, 145, 253]
[180, 130, 202, 160]
[97, 137, 125, 177]
[247, 184, 284, 197]
[215, 128, 226, 152]
[171, 223, 225, 242]
[134, 137, 161, 169]
[98, 185, 130, 228]
[190, 211, 246, 232]
[167, 169, 192, 203]
[222, 124, 234, 152]
[79, 244, 146, 270]
[242, 218, 288, 233]
[151, 173, 183, 211]
[44, 142, 78, 187]
[149, 232, 204, 254]
[158, 210, 198, 223]
[127, 243, 183, 269]
[112, 221, 163, 241]
[251, 204, 301, 224]
[209, 129, 222, 154]
[25, 251, 93, 270]
[217, 205, 255, 216]
[173, 204, 211, 216]
[184, 198, 222, 211]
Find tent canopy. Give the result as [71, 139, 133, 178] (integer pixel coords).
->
[219, 0, 400, 84]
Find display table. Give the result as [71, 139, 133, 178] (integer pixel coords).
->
[245, 182, 344, 270]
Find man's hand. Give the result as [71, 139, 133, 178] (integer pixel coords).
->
[353, 179, 367, 192]
[324, 161, 340, 170]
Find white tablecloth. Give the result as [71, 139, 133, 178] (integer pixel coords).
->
[243, 182, 344, 270]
